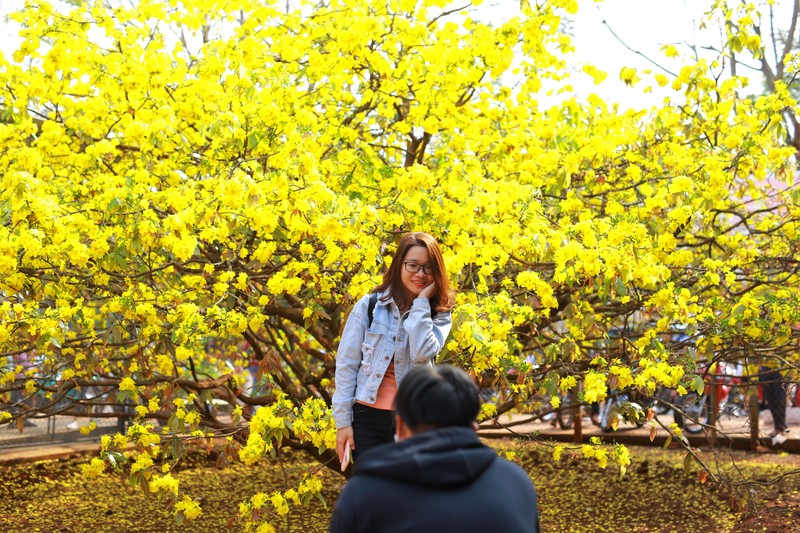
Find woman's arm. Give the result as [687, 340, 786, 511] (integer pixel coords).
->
[331, 295, 370, 429]
[405, 297, 452, 365]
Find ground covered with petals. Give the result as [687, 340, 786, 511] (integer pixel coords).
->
[517, 444, 800, 532]
[1, 442, 798, 532]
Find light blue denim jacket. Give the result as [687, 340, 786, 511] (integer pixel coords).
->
[332, 289, 453, 429]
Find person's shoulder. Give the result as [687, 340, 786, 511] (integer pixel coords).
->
[350, 293, 374, 313]
[333, 475, 367, 512]
[337, 473, 393, 506]
[432, 306, 452, 321]
[494, 456, 530, 474]
[331, 474, 397, 533]
[490, 457, 536, 486]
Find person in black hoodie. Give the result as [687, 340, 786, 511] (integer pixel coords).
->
[329, 365, 540, 533]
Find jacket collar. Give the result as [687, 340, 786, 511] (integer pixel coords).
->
[375, 288, 394, 307]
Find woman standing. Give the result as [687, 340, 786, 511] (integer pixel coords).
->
[332, 232, 455, 466]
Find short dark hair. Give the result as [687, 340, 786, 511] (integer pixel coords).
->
[394, 365, 480, 431]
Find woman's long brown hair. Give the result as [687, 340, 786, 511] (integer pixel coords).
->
[373, 232, 456, 312]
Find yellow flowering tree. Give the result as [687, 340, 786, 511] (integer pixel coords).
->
[1, 0, 798, 528]
[706, 0, 800, 154]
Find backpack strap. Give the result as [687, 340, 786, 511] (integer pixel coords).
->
[367, 292, 437, 328]
[367, 292, 378, 328]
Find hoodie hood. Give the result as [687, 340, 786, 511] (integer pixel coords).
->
[353, 426, 496, 488]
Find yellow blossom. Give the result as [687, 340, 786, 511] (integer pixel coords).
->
[81, 457, 106, 478]
[175, 495, 202, 520]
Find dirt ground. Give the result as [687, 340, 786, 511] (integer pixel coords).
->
[722, 449, 800, 533]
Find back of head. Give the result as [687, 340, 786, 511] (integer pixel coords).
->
[394, 365, 480, 432]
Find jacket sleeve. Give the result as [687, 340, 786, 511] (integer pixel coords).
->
[404, 297, 452, 365]
[331, 295, 370, 429]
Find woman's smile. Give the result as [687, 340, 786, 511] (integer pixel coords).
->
[400, 245, 433, 301]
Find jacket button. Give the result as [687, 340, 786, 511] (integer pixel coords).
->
[393, 336, 396, 341]
[376, 373, 382, 378]
[384, 356, 390, 360]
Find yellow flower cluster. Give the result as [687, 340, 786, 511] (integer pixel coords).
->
[79, 421, 97, 435]
[582, 372, 608, 404]
[130, 454, 154, 475]
[637, 359, 685, 392]
[150, 473, 180, 498]
[239, 395, 338, 465]
[291, 398, 337, 451]
[240, 483, 312, 533]
[126, 423, 161, 451]
[81, 457, 106, 478]
[175, 495, 202, 520]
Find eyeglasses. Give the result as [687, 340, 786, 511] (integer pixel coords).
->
[403, 262, 433, 275]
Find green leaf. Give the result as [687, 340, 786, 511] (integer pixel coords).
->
[379, 165, 394, 179]
[683, 451, 693, 475]
[615, 278, 626, 295]
[341, 173, 355, 189]
[171, 416, 185, 434]
[272, 226, 288, 242]
[419, 199, 429, 215]
[692, 376, 705, 396]
[107, 451, 126, 468]
[347, 190, 364, 201]
[171, 435, 182, 459]
[246, 131, 262, 149]
[199, 389, 212, 404]
[315, 491, 328, 510]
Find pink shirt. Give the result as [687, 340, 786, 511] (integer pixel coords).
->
[356, 360, 397, 411]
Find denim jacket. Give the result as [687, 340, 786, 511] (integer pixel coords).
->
[332, 290, 453, 429]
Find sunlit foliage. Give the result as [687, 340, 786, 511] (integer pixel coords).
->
[1, 0, 798, 528]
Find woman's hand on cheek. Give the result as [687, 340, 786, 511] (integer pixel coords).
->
[418, 282, 436, 299]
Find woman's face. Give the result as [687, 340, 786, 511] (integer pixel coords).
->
[399, 245, 433, 302]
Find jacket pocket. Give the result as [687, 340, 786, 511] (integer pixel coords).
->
[359, 331, 383, 376]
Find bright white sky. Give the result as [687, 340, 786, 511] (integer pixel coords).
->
[0, 1, 20, 49]
[560, 0, 710, 106]
[474, 0, 725, 108]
